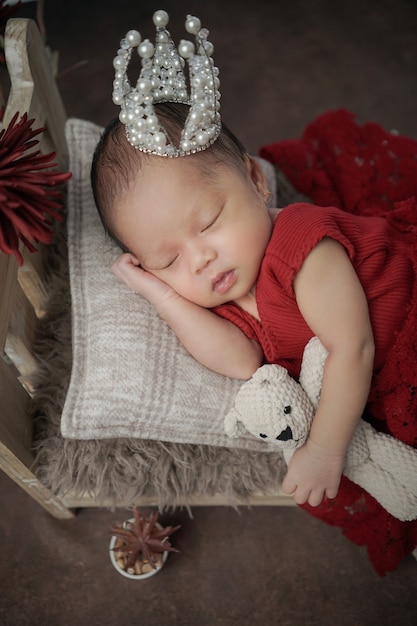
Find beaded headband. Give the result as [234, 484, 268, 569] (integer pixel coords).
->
[112, 9, 221, 157]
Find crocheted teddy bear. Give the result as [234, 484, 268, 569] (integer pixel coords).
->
[224, 337, 417, 521]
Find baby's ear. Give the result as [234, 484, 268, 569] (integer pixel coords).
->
[224, 407, 247, 438]
[245, 155, 267, 191]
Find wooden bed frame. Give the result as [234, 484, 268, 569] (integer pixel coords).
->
[0, 18, 293, 519]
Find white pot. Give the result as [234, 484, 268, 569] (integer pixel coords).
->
[109, 519, 169, 579]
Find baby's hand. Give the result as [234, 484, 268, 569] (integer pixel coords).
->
[111, 253, 178, 307]
[281, 439, 344, 507]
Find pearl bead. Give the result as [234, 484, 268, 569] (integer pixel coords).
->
[138, 40, 154, 59]
[196, 131, 208, 146]
[185, 15, 201, 34]
[157, 31, 169, 43]
[146, 115, 158, 130]
[112, 93, 123, 105]
[190, 109, 202, 123]
[153, 10, 169, 27]
[178, 39, 195, 59]
[126, 30, 141, 47]
[203, 41, 214, 56]
[133, 135, 141, 147]
[181, 139, 192, 152]
[112, 56, 124, 70]
[119, 110, 128, 123]
[193, 75, 206, 88]
[137, 78, 152, 94]
[153, 132, 166, 147]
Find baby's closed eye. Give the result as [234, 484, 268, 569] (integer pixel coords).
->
[201, 207, 223, 232]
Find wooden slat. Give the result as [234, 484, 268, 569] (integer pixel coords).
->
[4, 18, 68, 171]
[4, 337, 36, 394]
[62, 491, 296, 509]
[0, 354, 32, 459]
[6, 281, 37, 361]
[0, 444, 75, 519]
[5, 281, 38, 392]
[0, 252, 18, 351]
[18, 247, 48, 317]
[0, 356, 74, 519]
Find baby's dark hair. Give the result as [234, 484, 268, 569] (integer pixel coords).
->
[91, 102, 248, 250]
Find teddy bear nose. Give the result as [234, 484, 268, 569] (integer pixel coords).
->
[276, 426, 293, 441]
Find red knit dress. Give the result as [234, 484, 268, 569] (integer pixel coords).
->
[217, 110, 417, 575]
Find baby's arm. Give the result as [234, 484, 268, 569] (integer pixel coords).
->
[111, 253, 263, 379]
[282, 238, 375, 507]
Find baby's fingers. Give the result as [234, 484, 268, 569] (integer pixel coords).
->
[290, 486, 325, 507]
[281, 473, 296, 496]
[111, 252, 140, 278]
[282, 473, 325, 507]
[306, 489, 325, 507]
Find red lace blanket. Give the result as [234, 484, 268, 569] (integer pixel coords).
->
[260, 110, 417, 575]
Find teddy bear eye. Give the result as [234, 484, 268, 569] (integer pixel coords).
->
[259, 433, 268, 438]
[284, 405, 292, 414]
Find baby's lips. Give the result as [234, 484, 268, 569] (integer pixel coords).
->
[212, 270, 237, 295]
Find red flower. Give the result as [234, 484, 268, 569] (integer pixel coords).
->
[0, 112, 71, 265]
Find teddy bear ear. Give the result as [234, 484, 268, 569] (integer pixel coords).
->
[252, 364, 288, 383]
[224, 408, 248, 438]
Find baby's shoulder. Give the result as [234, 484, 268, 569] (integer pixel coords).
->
[265, 203, 344, 271]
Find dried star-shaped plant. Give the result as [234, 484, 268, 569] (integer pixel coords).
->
[0, 112, 71, 265]
[110, 508, 181, 574]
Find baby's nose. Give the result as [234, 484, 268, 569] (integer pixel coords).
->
[192, 246, 216, 273]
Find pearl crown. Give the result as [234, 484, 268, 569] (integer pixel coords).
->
[112, 10, 221, 157]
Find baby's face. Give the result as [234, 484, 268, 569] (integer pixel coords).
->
[113, 156, 272, 308]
